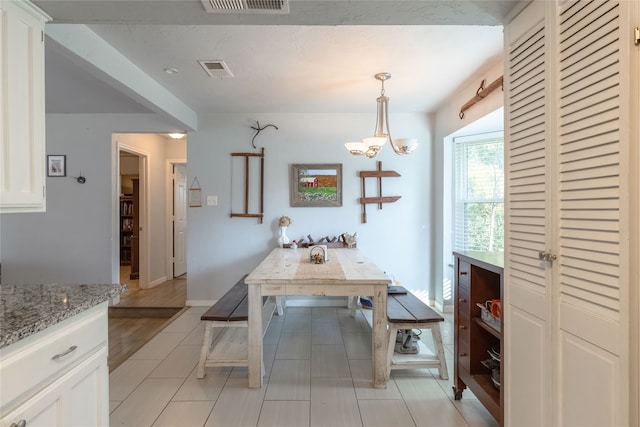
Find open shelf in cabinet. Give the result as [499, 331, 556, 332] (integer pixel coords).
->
[474, 317, 501, 339]
[453, 251, 503, 425]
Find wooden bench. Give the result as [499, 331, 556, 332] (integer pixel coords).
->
[350, 288, 448, 380]
[196, 274, 277, 379]
[386, 288, 448, 379]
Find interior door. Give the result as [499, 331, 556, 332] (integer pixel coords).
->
[173, 164, 187, 277]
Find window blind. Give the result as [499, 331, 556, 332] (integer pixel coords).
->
[453, 132, 504, 252]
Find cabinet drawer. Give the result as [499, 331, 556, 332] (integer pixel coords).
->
[0, 304, 107, 412]
[458, 261, 471, 288]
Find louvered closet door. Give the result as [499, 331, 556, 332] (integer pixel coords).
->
[557, 1, 628, 425]
[506, 1, 632, 426]
[504, 1, 554, 425]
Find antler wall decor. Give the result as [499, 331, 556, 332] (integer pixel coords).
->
[250, 121, 278, 148]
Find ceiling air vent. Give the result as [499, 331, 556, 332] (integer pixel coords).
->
[200, 0, 289, 14]
[198, 60, 234, 78]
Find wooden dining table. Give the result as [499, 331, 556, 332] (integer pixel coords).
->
[245, 247, 391, 388]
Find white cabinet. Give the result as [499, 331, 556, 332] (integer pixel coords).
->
[0, 303, 109, 427]
[504, 1, 639, 425]
[0, 348, 109, 427]
[0, 0, 50, 213]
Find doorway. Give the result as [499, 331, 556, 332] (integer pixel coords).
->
[110, 135, 187, 371]
[118, 148, 147, 289]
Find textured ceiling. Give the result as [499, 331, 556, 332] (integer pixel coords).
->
[37, 1, 521, 116]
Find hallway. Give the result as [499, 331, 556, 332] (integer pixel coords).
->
[117, 266, 187, 308]
[108, 271, 187, 371]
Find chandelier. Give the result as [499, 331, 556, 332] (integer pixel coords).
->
[345, 72, 418, 158]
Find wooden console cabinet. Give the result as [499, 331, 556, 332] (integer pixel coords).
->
[453, 251, 503, 425]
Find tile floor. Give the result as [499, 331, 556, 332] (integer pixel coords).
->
[109, 304, 498, 427]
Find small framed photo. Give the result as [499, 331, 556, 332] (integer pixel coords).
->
[47, 155, 66, 177]
[188, 188, 202, 207]
[290, 163, 342, 207]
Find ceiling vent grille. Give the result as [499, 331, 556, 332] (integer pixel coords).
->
[198, 60, 234, 78]
[201, 0, 289, 14]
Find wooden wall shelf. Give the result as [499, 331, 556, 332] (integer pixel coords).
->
[357, 161, 401, 223]
[230, 147, 264, 224]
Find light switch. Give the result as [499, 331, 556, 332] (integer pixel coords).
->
[207, 195, 218, 206]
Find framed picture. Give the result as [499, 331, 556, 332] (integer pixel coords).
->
[290, 163, 342, 207]
[47, 155, 66, 177]
[188, 188, 202, 207]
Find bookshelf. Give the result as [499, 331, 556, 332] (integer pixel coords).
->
[119, 195, 134, 265]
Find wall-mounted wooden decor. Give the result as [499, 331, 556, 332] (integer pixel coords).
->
[230, 147, 264, 223]
[358, 161, 401, 223]
[459, 75, 503, 119]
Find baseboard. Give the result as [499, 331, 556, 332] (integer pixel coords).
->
[149, 276, 167, 287]
[186, 299, 216, 307]
[435, 300, 454, 313]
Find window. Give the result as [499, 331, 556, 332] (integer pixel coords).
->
[454, 132, 504, 252]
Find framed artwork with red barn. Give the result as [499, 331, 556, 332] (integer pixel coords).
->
[290, 163, 342, 207]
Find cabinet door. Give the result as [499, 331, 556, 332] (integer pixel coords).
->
[0, 347, 109, 427]
[0, 0, 50, 213]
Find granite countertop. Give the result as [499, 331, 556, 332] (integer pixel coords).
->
[0, 283, 125, 349]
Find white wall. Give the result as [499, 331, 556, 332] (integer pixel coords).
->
[3, 103, 489, 312]
[0, 110, 433, 299]
[432, 56, 504, 309]
[0, 114, 181, 285]
[186, 113, 433, 303]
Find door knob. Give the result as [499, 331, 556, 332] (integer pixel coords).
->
[538, 250, 557, 263]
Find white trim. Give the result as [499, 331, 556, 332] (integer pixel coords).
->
[116, 140, 151, 289]
[149, 276, 167, 288]
[165, 158, 187, 281]
[434, 301, 454, 313]
[626, 1, 640, 422]
[13, 0, 51, 21]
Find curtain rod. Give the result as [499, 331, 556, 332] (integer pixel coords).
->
[459, 76, 503, 119]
